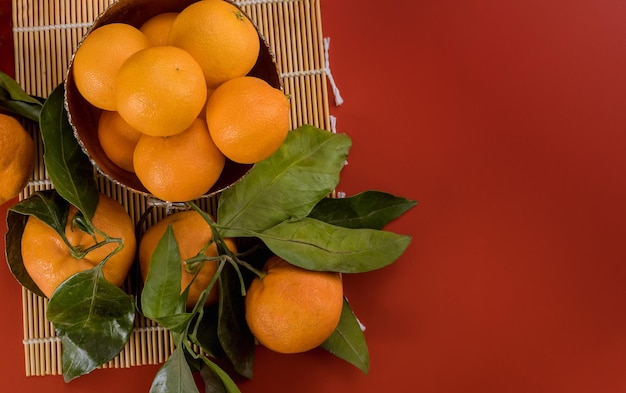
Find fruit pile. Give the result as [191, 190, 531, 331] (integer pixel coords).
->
[72, 0, 290, 202]
[0, 0, 416, 391]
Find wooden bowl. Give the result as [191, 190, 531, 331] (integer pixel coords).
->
[64, 0, 281, 199]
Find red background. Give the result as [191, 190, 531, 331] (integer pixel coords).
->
[3, 0, 626, 391]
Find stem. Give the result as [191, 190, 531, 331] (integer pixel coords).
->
[65, 215, 124, 261]
[233, 256, 266, 280]
[226, 257, 247, 296]
[74, 236, 122, 260]
[186, 201, 266, 279]
[183, 252, 220, 274]
[188, 258, 227, 335]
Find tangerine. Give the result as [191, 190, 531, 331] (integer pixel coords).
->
[115, 45, 207, 137]
[97, 110, 142, 173]
[139, 209, 237, 309]
[0, 114, 35, 206]
[21, 193, 136, 299]
[245, 255, 343, 354]
[72, 23, 150, 111]
[139, 12, 178, 47]
[168, 0, 260, 88]
[133, 118, 225, 202]
[206, 76, 290, 164]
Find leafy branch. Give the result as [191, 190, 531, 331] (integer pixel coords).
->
[140, 126, 417, 391]
[3, 80, 135, 382]
[1, 71, 417, 391]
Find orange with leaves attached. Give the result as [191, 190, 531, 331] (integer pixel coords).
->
[138, 209, 237, 309]
[21, 193, 136, 298]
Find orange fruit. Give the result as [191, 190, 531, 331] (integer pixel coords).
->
[97, 110, 142, 173]
[245, 255, 343, 354]
[139, 209, 237, 309]
[133, 118, 225, 202]
[72, 23, 150, 111]
[206, 76, 290, 164]
[115, 45, 207, 137]
[21, 193, 136, 299]
[139, 12, 178, 46]
[0, 114, 35, 206]
[168, 0, 260, 88]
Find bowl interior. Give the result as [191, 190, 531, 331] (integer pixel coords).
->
[65, 0, 281, 199]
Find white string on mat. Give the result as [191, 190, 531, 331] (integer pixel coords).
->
[323, 37, 344, 106]
[330, 114, 338, 133]
[12, 22, 93, 33]
[280, 36, 344, 106]
[134, 325, 168, 334]
[22, 337, 61, 345]
[27, 179, 54, 187]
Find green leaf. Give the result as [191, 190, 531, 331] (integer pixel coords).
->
[9, 190, 70, 236]
[4, 208, 45, 297]
[218, 125, 351, 236]
[150, 346, 199, 393]
[71, 211, 95, 237]
[39, 83, 98, 220]
[309, 191, 417, 229]
[200, 357, 242, 393]
[155, 313, 193, 334]
[199, 363, 227, 393]
[257, 217, 412, 273]
[141, 225, 188, 332]
[217, 263, 255, 379]
[46, 266, 135, 382]
[0, 71, 43, 122]
[320, 298, 369, 374]
[5, 190, 70, 298]
[189, 305, 225, 359]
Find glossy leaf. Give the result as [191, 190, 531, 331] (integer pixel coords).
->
[141, 225, 187, 332]
[217, 263, 255, 379]
[9, 190, 69, 237]
[320, 298, 369, 373]
[257, 217, 412, 273]
[46, 267, 135, 382]
[200, 364, 227, 393]
[4, 209, 45, 297]
[309, 191, 417, 229]
[217, 125, 351, 236]
[156, 314, 193, 335]
[201, 358, 242, 393]
[150, 346, 199, 393]
[39, 83, 98, 220]
[5, 190, 70, 297]
[0, 70, 42, 121]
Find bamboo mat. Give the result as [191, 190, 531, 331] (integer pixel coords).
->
[11, 0, 336, 377]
